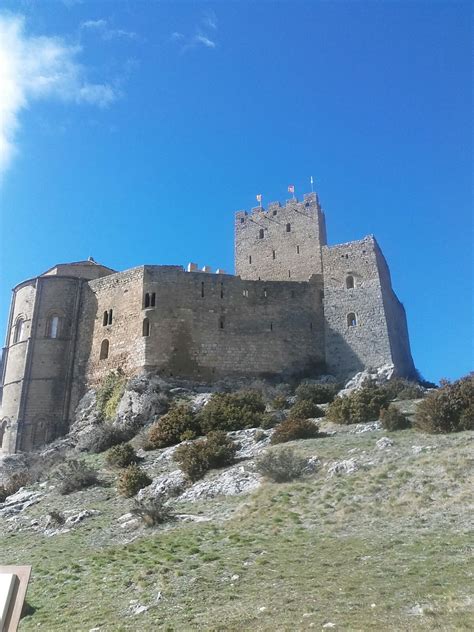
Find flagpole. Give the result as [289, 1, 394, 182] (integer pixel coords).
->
[310, 176, 314, 192]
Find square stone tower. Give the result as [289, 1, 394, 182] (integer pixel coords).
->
[235, 192, 327, 281]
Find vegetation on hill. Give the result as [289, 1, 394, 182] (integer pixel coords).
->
[414, 373, 473, 433]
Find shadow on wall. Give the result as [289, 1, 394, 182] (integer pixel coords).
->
[324, 324, 365, 380]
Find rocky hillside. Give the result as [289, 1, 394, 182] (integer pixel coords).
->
[1, 369, 472, 631]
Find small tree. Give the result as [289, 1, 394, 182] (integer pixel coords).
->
[414, 374, 473, 434]
[255, 447, 307, 483]
[117, 464, 152, 497]
[174, 431, 238, 482]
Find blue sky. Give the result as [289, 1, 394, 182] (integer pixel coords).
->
[0, 0, 472, 383]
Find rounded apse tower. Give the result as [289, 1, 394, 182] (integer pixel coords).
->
[0, 260, 114, 455]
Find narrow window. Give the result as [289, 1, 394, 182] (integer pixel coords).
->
[100, 339, 109, 360]
[47, 315, 60, 339]
[272, 210, 277, 216]
[220, 319, 224, 329]
[108, 309, 113, 325]
[220, 283, 224, 299]
[0, 418, 8, 448]
[272, 250, 276, 260]
[263, 288, 267, 298]
[347, 313, 357, 327]
[240, 217, 245, 223]
[142, 318, 150, 337]
[288, 270, 291, 278]
[103, 311, 108, 326]
[201, 282, 205, 298]
[320, 290, 324, 301]
[249, 255, 252, 264]
[13, 318, 25, 344]
[259, 228, 264, 239]
[346, 275, 354, 289]
[291, 290, 295, 298]
[270, 322, 273, 331]
[296, 245, 300, 254]
[150, 293, 156, 307]
[286, 223, 291, 232]
[310, 322, 313, 331]
[144, 293, 150, 308]
[242, 289, 248, 297]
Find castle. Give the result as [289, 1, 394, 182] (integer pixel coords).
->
[0, 192, 415, 455]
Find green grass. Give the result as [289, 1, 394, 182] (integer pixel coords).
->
[2, 428, 473, 631]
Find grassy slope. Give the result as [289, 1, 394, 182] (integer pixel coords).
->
[2, 427, 473, 631]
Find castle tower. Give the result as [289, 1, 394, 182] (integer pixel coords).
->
[0, 260, 114, 454]
[235, 192, 327, 281]
[321, 236, 416, 378]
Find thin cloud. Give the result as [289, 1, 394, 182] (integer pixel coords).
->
[80, 19, 137, 41]
[171, 12, 218, 53]
[0, 13, 119, 179]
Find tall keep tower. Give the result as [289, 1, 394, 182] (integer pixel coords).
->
[235, 192, 327, 281]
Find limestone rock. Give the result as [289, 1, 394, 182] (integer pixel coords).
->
[338, 364, 395, 397]
[0, 488, 43, 517]
[327, 458, 359, 476]
[179, 464, 262, 501]
[137, 469, 187, 501]
[376, 437, 393, 450]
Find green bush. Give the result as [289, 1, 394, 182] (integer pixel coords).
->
[198, 391, 266, 433]
[255, 447, 307, 482]
[131, 497, 173, 527]
[295, 383, 339, 405]
[326, 384, 391, 424]
[174, 431, 238, 482]
[117, 464, 152, 497]
[414, 374, 474, 434]
[147, 404, 200, 449]
[271, 418, 324, 444]
[380, 405, 411, 431]
[105, 443, 138, 468]
[52, 460, 100, 495]
[383, 378, 424, 400]
[0, 471, 30, 502]
[272, 394, 289, 410]
[96, 371, 126, 420]
[288, 399, 324, 419]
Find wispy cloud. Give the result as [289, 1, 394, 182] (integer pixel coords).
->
[80, 19, 137, 41]
[171, 11, 218, 53]
[0, 13, 120, 179]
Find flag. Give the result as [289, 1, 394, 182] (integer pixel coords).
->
[310, 176, 314, 185]
[256, 194, 262, 203]
[288, 184, 295, 194]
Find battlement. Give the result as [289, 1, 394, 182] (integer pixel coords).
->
[235, 191, 322, 223]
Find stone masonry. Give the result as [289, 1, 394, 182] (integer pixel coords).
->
[0, 191, 416, 454]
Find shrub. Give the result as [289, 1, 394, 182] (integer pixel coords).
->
[131, 497, 173, 527]
[96, 371, 126, 420]
[105, 443, 138, 468]
[0, 471, 30, 502]
[255, 447, 307, 482]
[117, 464, 152, 497]
[147, 404, 200, 449]
[174, 431, 238, 482]
[414, 374, 474, 434]
[295, 383, 339, 405]
[288, 399, 324, 420]
[271, 418, 324, 444]
[380, 405, 411, 431]
[198, 391, 266, 433]
[52, 460, 100, 495]
[272, 394, 289, 410]
[79, 423, 138, 454]
[326, 384, 391, 424]
[383, 378, 424, 400]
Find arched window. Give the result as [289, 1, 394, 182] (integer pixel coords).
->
[103, 311, 108, 326]
[346, 275, 354, 289]
[108, 309, 113, 325]
[144, 293, 150, 308]
[142, 318, 150, 337]
[13, 318, 25, 343]
[100, 339, 109, 360]
[46, 315, 60, 339]
[347, 313, 357, 327]
[259, 229, 264, 239]
[0, 418, 8, 449]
